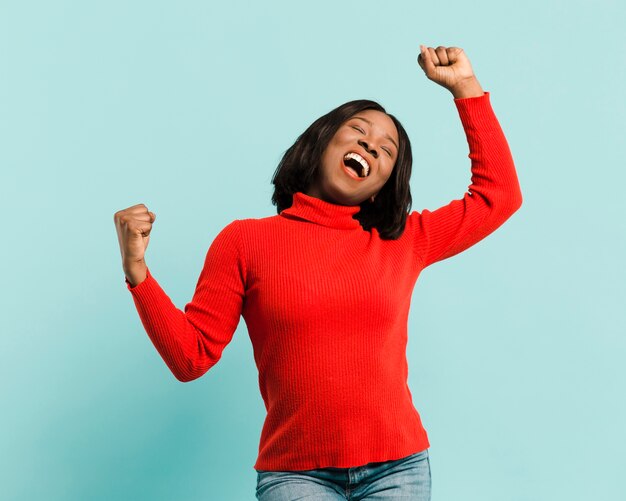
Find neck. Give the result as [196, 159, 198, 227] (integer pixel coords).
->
[304, 186, 363, 207]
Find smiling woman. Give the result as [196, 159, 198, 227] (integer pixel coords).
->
[323, 109, 398, 190]
[271, 99, 414, 239]
[116, 45, 523, 501]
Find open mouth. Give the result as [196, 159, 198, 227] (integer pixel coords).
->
[343, 152, 370, 178]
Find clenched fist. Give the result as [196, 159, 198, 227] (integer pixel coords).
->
[113, 204, 156, 286]
[417, 44, 484, 98]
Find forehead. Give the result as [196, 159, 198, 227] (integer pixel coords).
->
[347, 109, 398, 141]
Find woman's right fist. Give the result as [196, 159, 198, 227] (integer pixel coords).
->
[113, 204, 156, 267]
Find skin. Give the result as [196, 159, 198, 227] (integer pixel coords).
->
[306, 109, 400, 206]
[306, 44, 484, 206]
[417, 44, 484, 99]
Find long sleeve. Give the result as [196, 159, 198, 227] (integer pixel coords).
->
[410, 91, 523, 268]
[125, 219, 246, 382]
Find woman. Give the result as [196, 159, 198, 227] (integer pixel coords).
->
[114, 45, 522, 500]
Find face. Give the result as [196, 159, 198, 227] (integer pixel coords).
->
[305, 109, 399, 206]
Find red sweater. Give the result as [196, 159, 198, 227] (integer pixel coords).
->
[125, 91, 522, 471]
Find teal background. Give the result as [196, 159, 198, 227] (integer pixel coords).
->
[1, 0, 624, 499]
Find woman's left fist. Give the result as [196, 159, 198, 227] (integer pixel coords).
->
[417, 45, 476, 92]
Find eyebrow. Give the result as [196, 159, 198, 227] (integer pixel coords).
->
[351, 116, 399, 152]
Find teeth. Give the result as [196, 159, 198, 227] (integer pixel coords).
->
[344, 152, 370, 177]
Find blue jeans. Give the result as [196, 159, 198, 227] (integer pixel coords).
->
[255, 448, 431, 500]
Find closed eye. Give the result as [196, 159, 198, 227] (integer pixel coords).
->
[351, 124, 394, 157]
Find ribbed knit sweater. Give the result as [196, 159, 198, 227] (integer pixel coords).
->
[125, 91, 522, 472]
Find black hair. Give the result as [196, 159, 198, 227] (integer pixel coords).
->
[270, 99, 413, 240]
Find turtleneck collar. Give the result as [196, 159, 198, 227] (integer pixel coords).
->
[279, 191, 362, 230]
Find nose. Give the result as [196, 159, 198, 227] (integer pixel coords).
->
[358, 139, 378, 159]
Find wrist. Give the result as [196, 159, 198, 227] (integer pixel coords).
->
[450, 76, 484, 99]
[124, 264, 148, 288]
[123, 257, 146, 268]
[123, 259, 147, 276]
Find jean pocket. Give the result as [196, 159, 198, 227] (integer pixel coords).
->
[256, 470, 295, 497]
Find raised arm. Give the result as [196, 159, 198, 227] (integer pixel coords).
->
[120, 218, 246, 382]
[408, 45, 523, 267]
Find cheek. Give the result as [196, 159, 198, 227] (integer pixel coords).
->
[378, 159, 396, 180]
[319, 150, 339, 179]
[320, 148, 335, 169]
[322, 141, 343, 166]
